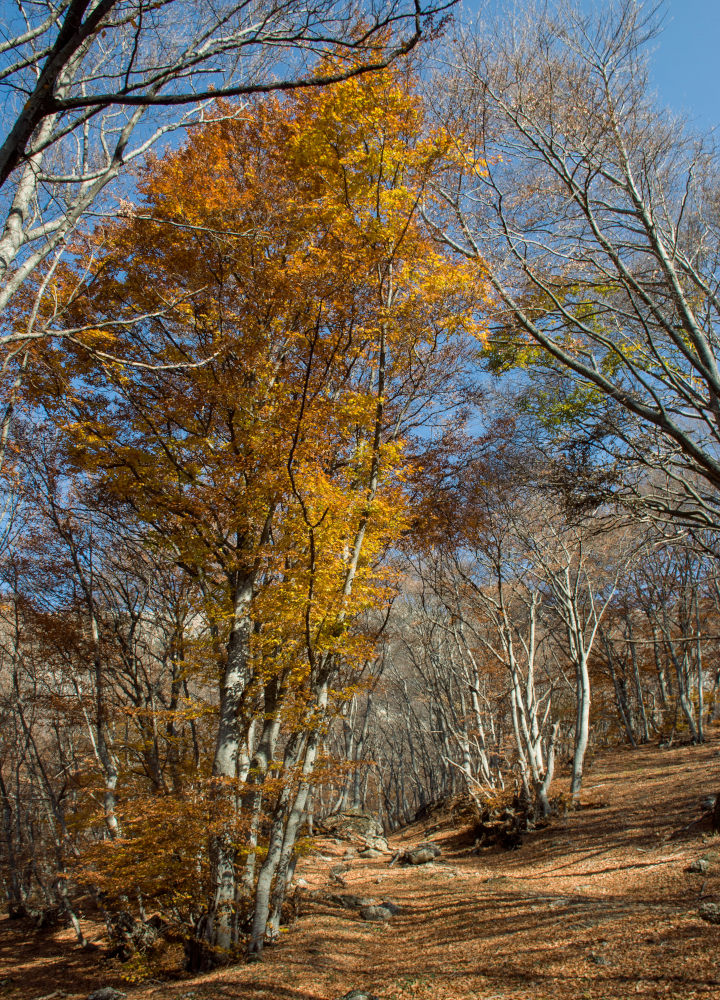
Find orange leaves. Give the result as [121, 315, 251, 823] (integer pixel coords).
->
[77, 790, 215, 908]
[0, 60, 498, 936]
[35, 57, 486, 706]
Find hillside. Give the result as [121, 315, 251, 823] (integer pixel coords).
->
[4, 734, 720, 1000]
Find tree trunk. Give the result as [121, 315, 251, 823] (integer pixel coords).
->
[246, 729, 308, 959]
[712, 793, 720, 833]
[204, 577, 254, 957]
[571, 656, 591, 804]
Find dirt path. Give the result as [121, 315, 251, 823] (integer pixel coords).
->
[3, 736, 720, 1000]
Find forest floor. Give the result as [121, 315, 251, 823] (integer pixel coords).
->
[3, 733, 720, 1000]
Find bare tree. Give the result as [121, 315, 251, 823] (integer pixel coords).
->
[523, 514, 632, 801]
[430, 0, 720, 530]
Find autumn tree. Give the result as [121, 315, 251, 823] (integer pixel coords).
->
[0, 0, 452, 331]
[20, 57, 479, 963]
[0, 417, 211, 944]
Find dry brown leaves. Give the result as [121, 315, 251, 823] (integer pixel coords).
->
[3, 733, 720, 1000]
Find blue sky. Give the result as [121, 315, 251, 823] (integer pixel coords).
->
[472, 0, 719, 132]
[652, 0, 720, 130]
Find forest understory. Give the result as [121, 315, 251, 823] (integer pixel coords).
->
[4, 733, 720, 1000]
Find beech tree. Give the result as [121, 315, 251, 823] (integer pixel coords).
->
[431, 0, 720, 532]
[19, 58, 479, 963]
[0, 0, 451, 331]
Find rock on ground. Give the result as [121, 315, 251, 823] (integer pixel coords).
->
[327, 893, 401, 919]
[360, 905, 394, 921]
[320, 810, 384, 842]
[699, 902, 720, 924]
[395, 841, 442, 865]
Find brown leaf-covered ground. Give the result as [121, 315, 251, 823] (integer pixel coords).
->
[4, 733, 720, 1000]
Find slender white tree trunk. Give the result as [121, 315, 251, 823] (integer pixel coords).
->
[571, 654, 591, 803]
[205, 576, 254, 954]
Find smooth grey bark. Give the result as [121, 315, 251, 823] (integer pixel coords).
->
[45, 501, 121, 839]
[570, 653, 592, 804]
[350, 694, 373, 809]
[245, 728, 308, 959]
[205, 573, 254, 954]
[265, 722, 325, 941]
[695, 595, 705, 742]
[664, 637, 699, 742]
[245, 654, 336, 957]
[628, 629, 651, 743]
[537, 722, 560, 818]
[239, 673, 286, 899]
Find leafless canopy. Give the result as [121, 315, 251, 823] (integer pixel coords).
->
[430, 0, 720, 529]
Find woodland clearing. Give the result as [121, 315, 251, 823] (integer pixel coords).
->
[3, 734, 720, 1000]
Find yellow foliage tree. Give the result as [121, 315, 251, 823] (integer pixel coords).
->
[31, 54, 485, 964]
